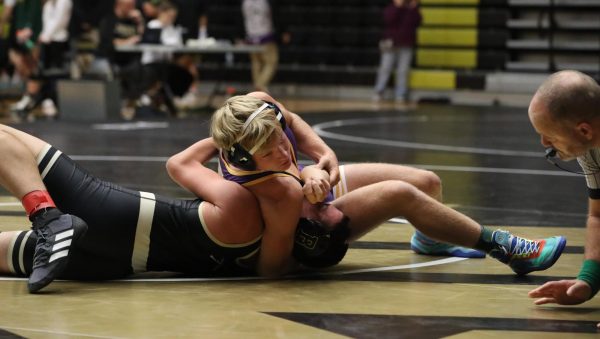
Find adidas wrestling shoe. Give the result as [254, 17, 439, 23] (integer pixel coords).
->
[410, 232, 486, 258]
[28, 209, 88, 293]
[488, 230, 566, 276]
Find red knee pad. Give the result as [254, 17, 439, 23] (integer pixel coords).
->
[21, 190, 56, 217]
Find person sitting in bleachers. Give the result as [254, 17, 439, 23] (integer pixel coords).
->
[7, 0, 42, 117]
[68, 0, 114, 77]
[96, 0, 144, 118]
[9, 0, 73, 120]
[132, 0, 193, 117]
[96, 0, 144, 75]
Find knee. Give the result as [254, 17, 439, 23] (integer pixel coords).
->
[425, 170, 442, 193]
[0, 131, 23, 155]
[381, 180, 420, 202]
[417, 170, 442, 199]
[0, 130, 13, 147]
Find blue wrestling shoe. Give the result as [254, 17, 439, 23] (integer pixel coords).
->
[488, 230, 566, 275]
[28, 209, 88, 293]
[410, 232, 486, 258]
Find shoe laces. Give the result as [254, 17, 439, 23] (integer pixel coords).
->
[510, 236, 541, 258]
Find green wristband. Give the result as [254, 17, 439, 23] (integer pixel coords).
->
[577, 259, 600, 299]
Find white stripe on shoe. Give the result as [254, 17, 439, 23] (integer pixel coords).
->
[52, 239, 72, 251]
[55, 229, 74, 241]
[49, 250, 69, 263]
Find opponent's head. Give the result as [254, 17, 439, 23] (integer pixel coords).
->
[211, 95, 288, 171]
[293, 216, 351, 268]
[529, 70, 600, 160]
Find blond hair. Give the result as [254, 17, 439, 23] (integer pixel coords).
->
[210, 95, 281, 153]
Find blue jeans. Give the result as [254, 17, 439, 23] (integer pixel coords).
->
[373, 47, 413, 100]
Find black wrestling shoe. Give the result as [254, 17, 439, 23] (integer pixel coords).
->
[28, 209, 87, 293]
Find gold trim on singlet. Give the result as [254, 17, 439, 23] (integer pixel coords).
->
[6, 232, 18, 274]
[198, 201, 262, 248]
[18, 231, 33, 274]
[36, 144, 52, 165]
[332, 165, 348, 200]
[36, 144, 62, 180]
[131, 191, 156, 273]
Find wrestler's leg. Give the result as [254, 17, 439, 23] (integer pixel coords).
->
[0, 124, 47, 198]
[0, 229, 119, 281]
[339, 163, 483, 258]
[341, 163, 442, 200]
[332, 181, 566, 275]
[0, 231, 34, 276]
[0, 232, 20, 274]
[332, 181, 480, 244]
[0, 124, 87, 292]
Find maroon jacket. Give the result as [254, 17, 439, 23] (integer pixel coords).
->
[382, 2, 422, 47]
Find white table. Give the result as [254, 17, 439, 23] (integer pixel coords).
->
[115, 42, 264, 112]
[115, 42, 264, 54]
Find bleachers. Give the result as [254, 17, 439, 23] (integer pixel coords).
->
[200, 0, 600, 94]
[506, 0, 600, 73]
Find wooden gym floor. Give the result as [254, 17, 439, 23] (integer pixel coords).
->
[0, 100, 598, 338]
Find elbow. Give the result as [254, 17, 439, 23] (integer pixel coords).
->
[165, 155, 184, 178]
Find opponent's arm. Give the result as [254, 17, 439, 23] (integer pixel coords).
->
[247, 91, 340, 186]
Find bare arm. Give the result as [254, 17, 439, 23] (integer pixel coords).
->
[300, 165, 330, 204]
[166, 137, 229, 204]
[585, 199, 600, 263]
[167, 138, 264, 247]
[247, 92, 340, 186]
[529, 198, 600, 305]
[249, 177, 304, 277]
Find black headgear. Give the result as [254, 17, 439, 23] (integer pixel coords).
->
[226, 101, 287, 171]
[292, 217, 350, 268]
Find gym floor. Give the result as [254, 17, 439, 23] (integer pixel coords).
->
[0, 100, 598, 338]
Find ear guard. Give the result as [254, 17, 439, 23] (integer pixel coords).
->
[226, 102, 286, 171]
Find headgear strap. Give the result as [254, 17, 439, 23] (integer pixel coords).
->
[242, 103, 270, 130]
[239, 102, 274, 155]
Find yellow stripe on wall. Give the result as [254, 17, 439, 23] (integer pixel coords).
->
[409, 70, 456, 90]
[417, 28, 478, 47]
[416, 49, 477, 68]
[422, 8, 479, 26]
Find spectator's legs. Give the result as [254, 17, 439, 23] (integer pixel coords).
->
[250, 50, 262, 90]
[394, 47, 413, 102]
[255, 42, 278, 92]
[373, 49, 395, 98]
[250, 43, 278, 92]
